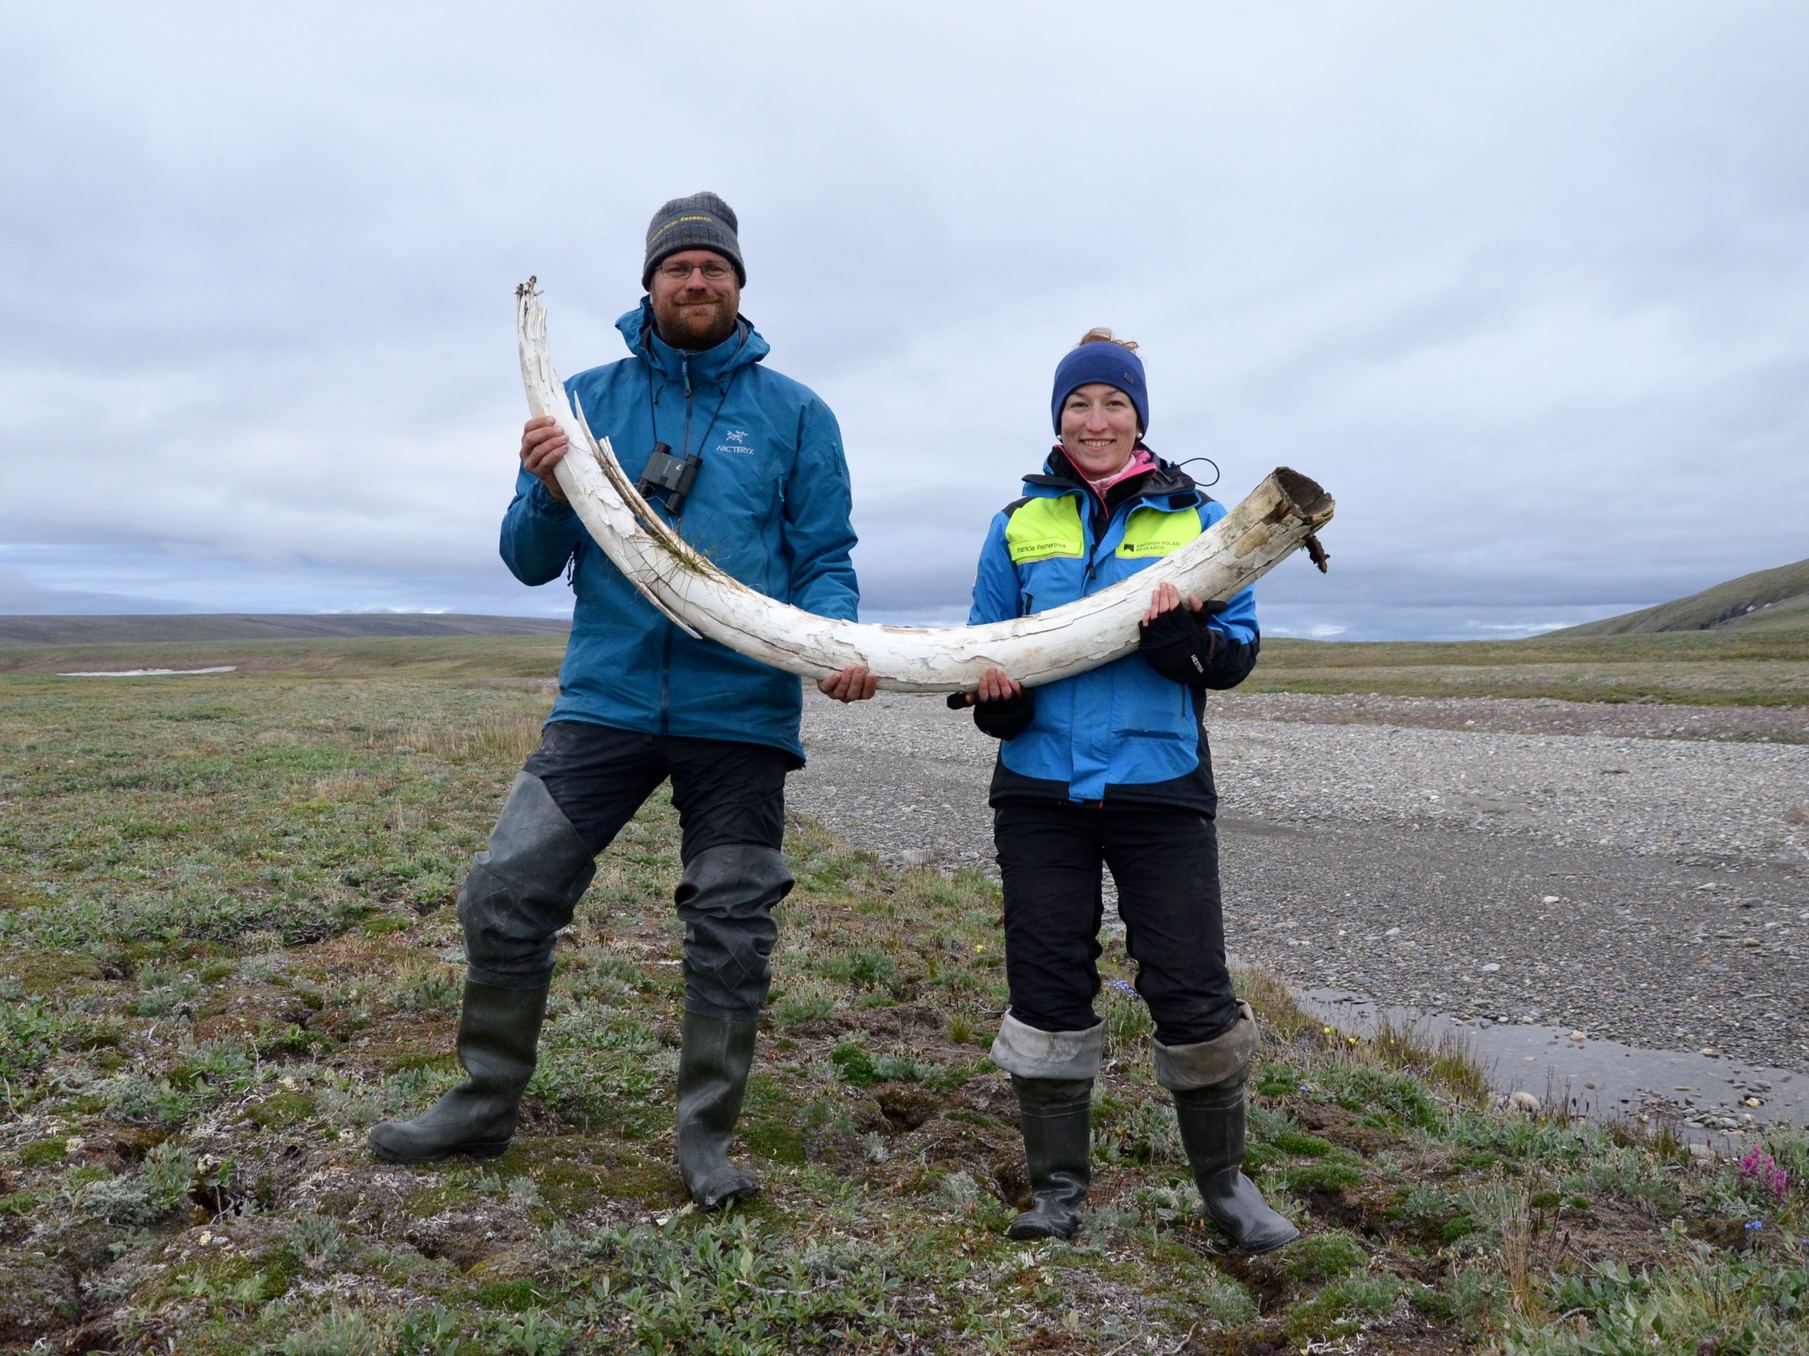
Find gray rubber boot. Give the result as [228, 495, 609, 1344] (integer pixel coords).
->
[675, 1012, 761, 1210]
[1007, 1076, 1094, 1240]
[368, 982, 549, 1163]
[1155, 1001, 1297, 1254]
[1173, 1081, 1300, 1255]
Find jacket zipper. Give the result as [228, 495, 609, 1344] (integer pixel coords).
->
[1081, 491, 1101, 594]
[659, 359, 699, 737]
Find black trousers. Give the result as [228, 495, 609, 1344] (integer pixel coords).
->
[993, 798, 1241, 1047]
[523, 720, 789, 860]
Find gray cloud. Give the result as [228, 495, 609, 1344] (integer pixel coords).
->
[3, 2, 1806, 637]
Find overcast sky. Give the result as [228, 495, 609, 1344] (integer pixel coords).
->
[3, 2, 1805, 639]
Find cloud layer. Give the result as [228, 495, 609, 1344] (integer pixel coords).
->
[4, 2, 1806, 638]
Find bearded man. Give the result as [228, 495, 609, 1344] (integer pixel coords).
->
[370, 193, 875, 1209]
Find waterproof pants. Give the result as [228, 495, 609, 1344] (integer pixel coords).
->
[992, 798, 1241, 1047]
[458, 720, 794, 1019]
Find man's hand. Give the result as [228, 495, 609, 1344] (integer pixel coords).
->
[521, 414, 570, 502]
[818, 666, 878, 703]
[977, 667, 1022, 703]
[1143, 581, 1203, 623]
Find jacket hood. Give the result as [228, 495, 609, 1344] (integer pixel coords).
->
[616, 298, 770, 387]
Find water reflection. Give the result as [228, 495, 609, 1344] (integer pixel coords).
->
[1292, 987, 1804, 1155]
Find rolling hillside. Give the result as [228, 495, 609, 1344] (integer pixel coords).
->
[1552, 558, 1809, 635]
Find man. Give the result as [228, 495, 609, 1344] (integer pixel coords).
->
[370, 193, 876, 1211]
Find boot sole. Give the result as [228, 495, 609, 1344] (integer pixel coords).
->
[369, 1138, 510, 1165]
[1007, 1216, 1080, 1241]
[696, 1181, 760, 1212]
[1230, 1225, 1300, 1256]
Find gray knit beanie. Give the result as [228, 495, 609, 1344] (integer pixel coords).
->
[642, 192, 745, 289]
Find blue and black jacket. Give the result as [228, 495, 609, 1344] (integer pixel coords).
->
[500, 299, 860, 763]
[966, 448, 1258, 811]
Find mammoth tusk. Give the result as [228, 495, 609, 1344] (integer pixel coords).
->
[516, 278, 1334, 694]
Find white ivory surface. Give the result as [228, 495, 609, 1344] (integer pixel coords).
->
[517, 281, 1334, 693]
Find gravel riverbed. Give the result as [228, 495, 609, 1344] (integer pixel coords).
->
[790, 691, 1809, 1073]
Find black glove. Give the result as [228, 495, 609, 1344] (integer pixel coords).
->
[947, 686, 1036, 740]
[1138, 601, 1259, 690]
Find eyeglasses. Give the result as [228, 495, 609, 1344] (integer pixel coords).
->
[657, 260, 734, 282]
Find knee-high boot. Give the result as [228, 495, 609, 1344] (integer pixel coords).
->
[671, 844, 794, 1210]
[369, 981, 548, 1162]
[675, 1012, 761, 1209]
[370, 772, 592, 1164]
[1154, 1002, 1299, 1255]
[1007, 1075, 1093, 1239]
[990, 1009, 1104, 1241]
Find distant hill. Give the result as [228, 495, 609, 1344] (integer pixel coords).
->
[0, 614, 571, 645]
[1551, 559, 1809, 636]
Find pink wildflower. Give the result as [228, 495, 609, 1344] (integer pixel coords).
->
[1737, 1146, 1788, 1204]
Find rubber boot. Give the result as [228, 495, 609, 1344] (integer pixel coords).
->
[368, 981, 549, 1163]
[1173, 1081, 1300, 1255]
[675, 1012, 761, 1210]
[1007, 1076, 1094, 1240]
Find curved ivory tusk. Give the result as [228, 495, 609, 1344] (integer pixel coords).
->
[517, 279, 1334, 693]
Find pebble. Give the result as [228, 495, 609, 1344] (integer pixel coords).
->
[1211, 691, 1809, 746]
[790, 690, 1809, 1073]
[1510, 1091, 1542, 1114]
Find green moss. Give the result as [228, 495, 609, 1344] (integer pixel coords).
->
[18, 1137, 68, 1167]
[0, 949, 102, 994]
[831, 1040, 880, 1088]
[1285, 1231, 1366, 1282]
[405, 1174, 482, 1216]
[740, 1074, 808, 1164]
[248, 1089, 315, 1129]
[1275, 1132, 1333, 1157]
[944, 1108, 999, 1129]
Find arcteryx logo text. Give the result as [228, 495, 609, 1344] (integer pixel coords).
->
[716, 430, 754, 455]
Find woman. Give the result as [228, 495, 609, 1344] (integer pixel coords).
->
[960, 329, 1297, 1254]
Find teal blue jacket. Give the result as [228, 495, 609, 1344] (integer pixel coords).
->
[500, 301, 859, 761]
[968, 451, 1258, 806]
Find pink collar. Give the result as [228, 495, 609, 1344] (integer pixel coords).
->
[1080, 447, 1155, 505]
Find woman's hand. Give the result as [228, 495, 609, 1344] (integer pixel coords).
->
[977, 667, 1022, 704]
[1143, 581, 1203, 624]
[818, 666, 878, 702]
[520, 414, 570, 501]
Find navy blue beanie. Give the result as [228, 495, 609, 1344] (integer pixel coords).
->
[1051, 341, 1149, 435]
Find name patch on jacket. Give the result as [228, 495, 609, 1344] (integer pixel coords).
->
[1116, 506, 1202, 559]
[1005, 496, 1084, 563]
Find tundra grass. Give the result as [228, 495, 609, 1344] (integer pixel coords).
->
[1254, 632, 1809, 709]
[1, 674, 1806, 1354]
[7, 626, 1809, 709]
